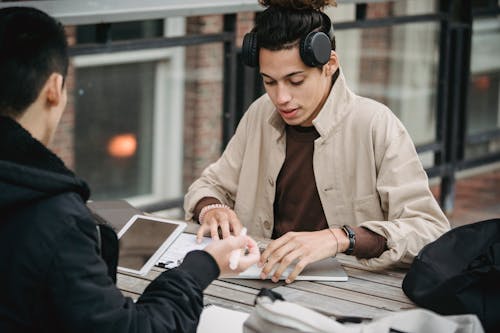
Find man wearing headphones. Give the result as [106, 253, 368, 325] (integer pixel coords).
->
[184, 0, 450, 283]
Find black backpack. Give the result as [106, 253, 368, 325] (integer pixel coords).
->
[402, 219, 500, 333]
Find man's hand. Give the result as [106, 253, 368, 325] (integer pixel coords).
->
[196, 207, 243, 243]
[259, 229, 339, 283]
[204, 234, 260, 275]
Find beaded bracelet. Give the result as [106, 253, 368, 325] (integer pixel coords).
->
[198, 203, 230, 224]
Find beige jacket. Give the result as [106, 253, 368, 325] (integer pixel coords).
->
[184, 70, 450, 268]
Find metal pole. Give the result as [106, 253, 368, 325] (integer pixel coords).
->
[438, 0, 472, 213]
[222, 14, 238, 149]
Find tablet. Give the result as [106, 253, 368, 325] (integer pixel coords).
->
[117, 214, 186, 275]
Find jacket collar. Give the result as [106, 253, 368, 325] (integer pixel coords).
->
[267, 68, 354, 138]
[0, 116, 74, 177]
[0, 115, 90, 206]
[312, 70, 354, 137]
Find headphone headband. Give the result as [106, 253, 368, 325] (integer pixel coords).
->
[321, 12, 335, 41]
[242, 13, 334, 68]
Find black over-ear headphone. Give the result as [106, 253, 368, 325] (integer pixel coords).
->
[241, 13, 334, 68]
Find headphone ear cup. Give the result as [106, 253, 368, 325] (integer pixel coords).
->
[300, 31, 331, 67]
[242, 32, 259, 67]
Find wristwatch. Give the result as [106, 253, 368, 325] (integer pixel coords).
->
[342, 225, 356, 255]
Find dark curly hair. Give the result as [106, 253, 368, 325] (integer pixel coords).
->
[258, 0, 337, 10]
[254, 0, 336, 52]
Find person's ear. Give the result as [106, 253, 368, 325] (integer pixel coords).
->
[323, 51, 339, 77]
[45, 73, 64, 108]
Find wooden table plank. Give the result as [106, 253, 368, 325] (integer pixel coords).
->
[218, 277, 285, 290]
[203, 295, 254, 313]
[317, 277, 413, 304]
[341, 266, 405, 288]
[117, 274, 149, 295]
[287, 281, 415, 311]
[273, 286, 393, 318]
[204, 284, 257, 306]
[210, 279, 262, 295]
[336, 254, 409, 279]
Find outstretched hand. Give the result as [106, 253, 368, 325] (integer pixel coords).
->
[204, 234, 260, 275]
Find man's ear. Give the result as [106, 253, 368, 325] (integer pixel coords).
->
[323, 51, 339, 77]
[45, 73, 64, 108]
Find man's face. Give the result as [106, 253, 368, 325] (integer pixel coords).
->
[259, 46, 336, 127]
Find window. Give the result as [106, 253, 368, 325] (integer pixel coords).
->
[71, 18, 186, 206]
[466, 16, 500, 159]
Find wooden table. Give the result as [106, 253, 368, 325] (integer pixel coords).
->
[117, 227, 416, 320]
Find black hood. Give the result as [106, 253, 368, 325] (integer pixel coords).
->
[0, 116, 90, 211]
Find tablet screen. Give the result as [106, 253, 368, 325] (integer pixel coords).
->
[117, 215, 186, 275]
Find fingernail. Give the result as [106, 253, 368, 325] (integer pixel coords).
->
[285, 279, 291, 284]
[260, 273, 266, 279]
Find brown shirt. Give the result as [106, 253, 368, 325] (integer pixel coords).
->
[272, 125, 327, 238]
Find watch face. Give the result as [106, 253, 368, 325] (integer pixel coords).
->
[342, 225, 355, 237]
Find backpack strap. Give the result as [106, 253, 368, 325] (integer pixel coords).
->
[95, 222, 119, 283]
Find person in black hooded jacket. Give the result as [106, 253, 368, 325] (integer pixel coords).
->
[0, 7, 260, 333]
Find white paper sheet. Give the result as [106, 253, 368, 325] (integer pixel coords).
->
[157, 233, 211, 268]
[197, 305, 249, 333]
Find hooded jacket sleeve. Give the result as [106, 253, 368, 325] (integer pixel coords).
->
[47, 216, 219, 333]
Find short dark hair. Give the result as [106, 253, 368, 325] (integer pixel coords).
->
[254, 6, 336, 52]
[0, 7, 68, 117]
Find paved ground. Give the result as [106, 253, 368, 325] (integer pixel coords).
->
[431, 167, 500, 228]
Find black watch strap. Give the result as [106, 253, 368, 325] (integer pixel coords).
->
[342, 225, 356, 255]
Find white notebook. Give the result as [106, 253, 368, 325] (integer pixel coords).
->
[224, 256, 348, 281]
[197, 305, 249, 333]
[157, 233, 348, 282]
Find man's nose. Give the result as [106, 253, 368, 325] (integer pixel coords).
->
[276, 84, 291, 105]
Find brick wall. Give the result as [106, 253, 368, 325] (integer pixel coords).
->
[182, 15, 224, 192]
[182, 13, 255, 192]
[359, 3, 393, 106]
[236, 12, 255, 47]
